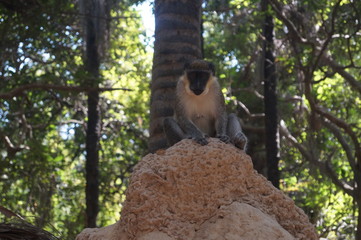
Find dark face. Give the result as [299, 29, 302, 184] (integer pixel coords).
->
[187, 70, 211, 95]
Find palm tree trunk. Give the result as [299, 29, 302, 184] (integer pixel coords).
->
[149, 0, 203, 152]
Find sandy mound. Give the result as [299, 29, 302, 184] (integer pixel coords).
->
[77, 138, 318, 240]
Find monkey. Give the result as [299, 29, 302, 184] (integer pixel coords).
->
[163, 59, 247, 150]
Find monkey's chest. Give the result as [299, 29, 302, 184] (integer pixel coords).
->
[192, 114, 216, 136]
[186, 98, 217, 136]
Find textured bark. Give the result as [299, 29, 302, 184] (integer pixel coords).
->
[262, 0, 280, 188]
[149, 0, 203, 153]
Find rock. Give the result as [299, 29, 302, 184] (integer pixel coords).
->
[77, 138, 318, 240]
[193, 202, 294, 240]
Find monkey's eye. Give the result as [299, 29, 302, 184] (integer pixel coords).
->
[187, 71, 210, 82]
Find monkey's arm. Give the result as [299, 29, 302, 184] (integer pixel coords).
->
[178, 115, 208, 145]
[215, 111, 230, 143]
[227, 113, 247, 150]
[214, 94, 230, 143]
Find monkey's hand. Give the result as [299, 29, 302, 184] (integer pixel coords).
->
[190, 136, 208, 146]
[233, 132, 247, 150]
[217, 134, 230, 143]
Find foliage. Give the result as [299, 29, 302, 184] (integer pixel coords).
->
[1, 0, 360, 239]
[203, 0, 361, 238]
[0, 0, 151, 238]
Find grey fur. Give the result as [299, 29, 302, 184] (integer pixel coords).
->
[163, 60, 247, 150]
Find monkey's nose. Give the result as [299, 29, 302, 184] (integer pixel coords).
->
[192, 89, 204, 95]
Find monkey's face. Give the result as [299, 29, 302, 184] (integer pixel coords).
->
[186, 70, 211, 96]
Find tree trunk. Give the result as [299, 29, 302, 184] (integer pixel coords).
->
[149, 0, 203, 153]
[357, 208, 361, 240]
[262, 0, 280, 188]
[83, 0, 101, 228]
[85, 90, 100, 228]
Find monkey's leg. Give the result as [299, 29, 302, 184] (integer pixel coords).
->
[227, 113, 248, 150]
[163, 118, 186, 147]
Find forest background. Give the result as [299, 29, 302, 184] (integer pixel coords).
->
[0, 0, 360, 239]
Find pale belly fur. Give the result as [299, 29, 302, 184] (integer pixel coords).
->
[184, 94, 217, 137]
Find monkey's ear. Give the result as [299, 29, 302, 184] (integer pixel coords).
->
[208, 62, 215, 75]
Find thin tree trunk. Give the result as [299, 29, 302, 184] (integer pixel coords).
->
[84, 0, 100, 228]
[262, 0, 280, 188]
[149, 0, 203, 153]
[85, 91, 100, 228]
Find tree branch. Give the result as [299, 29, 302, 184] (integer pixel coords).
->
[0, 132, 30, 158]
[280, 120, 355, 196]
[0, 205, 24, 219]
[267, 0, 313, 45]
[314, 106, 361, 162]
[0, 83, 132, 100]
[322, 119, 356, 171]
[311, 0, 342, 75]
[320, 54, 361, 95]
